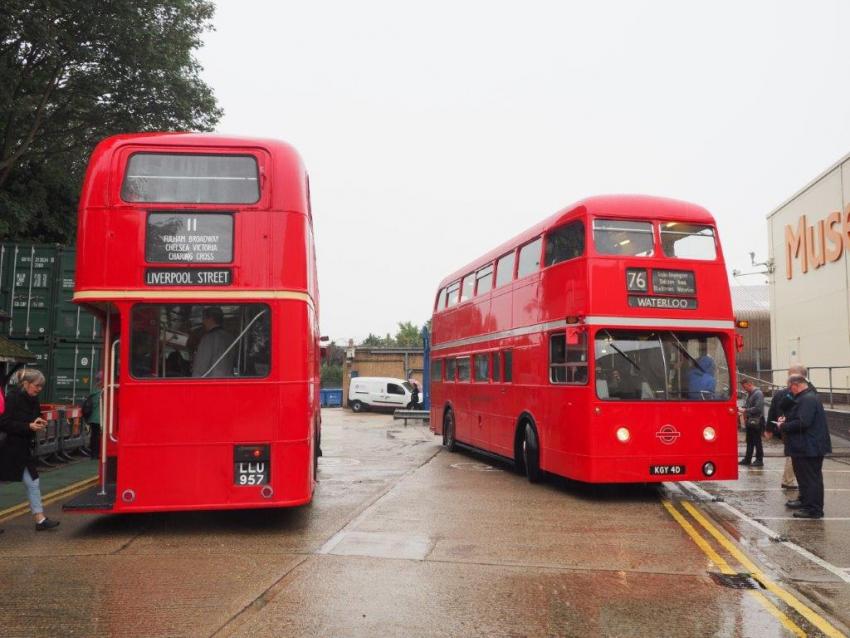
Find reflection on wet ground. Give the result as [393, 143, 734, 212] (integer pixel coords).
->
[0, 411, 847, 637]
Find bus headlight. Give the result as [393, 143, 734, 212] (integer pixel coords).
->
[616, 427, 631, 443]
[702, 462, 716, 477]
[703, 426, 716, 442]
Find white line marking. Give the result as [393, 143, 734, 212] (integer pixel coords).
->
[677, 481, 850, 584]
[755, 517, 850, 521]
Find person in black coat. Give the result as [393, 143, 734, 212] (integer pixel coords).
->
[738, 378, 765, 466]
[0, 369, 60, 531]
[778, 374, 832, 519]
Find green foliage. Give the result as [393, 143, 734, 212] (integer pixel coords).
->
[0, 0, 222, 242]
[320, 363, 342, 388]
[394, 321, 421, 347]
[359, 322, 424, 348]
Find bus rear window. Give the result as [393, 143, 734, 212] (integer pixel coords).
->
[593, 219, 654, 256]
[660, 223, 717, 260]
[121, 153, 260, 204]
[130, 303, 270, 379]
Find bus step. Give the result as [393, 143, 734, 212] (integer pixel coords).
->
[62, 483, 116, 511]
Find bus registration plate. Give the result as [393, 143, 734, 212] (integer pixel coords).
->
[650, 465, 685, 476]
[234, 462, 269, 486]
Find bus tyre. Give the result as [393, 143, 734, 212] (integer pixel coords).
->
[443, 410, 457, 452]
[522, 423, 541, 483]
[351, 400, 364, 413]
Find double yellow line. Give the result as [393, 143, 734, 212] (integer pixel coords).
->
[0, 476, 98, 524]
[663, 498, 845, 637]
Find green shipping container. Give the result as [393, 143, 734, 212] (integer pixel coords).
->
[0, 243, 59, 339]
[48, 341, 103, 405]
[11, 338, 51, 383]
[53, 247, 101, 342]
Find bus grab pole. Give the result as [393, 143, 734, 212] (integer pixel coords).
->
[98, 312, 110, 496]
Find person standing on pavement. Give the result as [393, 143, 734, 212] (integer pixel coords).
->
[738, 378, 765, 467]
[778, 374, 831, 519]
[0, 369, 60, 531]
[766, 364, 809, 489]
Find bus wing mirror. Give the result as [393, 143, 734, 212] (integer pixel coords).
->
[566, 327, 580, 345]
[735, 334, 744, 352]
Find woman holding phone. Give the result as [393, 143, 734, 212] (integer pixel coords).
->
[0, 369, 60, 531]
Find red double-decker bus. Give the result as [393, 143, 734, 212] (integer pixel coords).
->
[64, 133, 321, 513]
[430, 195, 739, 484]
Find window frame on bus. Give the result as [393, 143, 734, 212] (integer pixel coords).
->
[456, 356, 471, 382]
[516, 236, 543, 279]
[473, 353, 489, 382]
[495, 251, 516, 288]
[118, 150, 264, 206]
[544, 220, 585, 268]
[548, 330, 588, 385]
[445, 281, 461, 308]
[503, 349, 513, 383]
[491, 351, 501, 382]
[445, 357, 457, 381]
[431, 358, 443, 383]
[475, 264, 494, 296]
[460, 273, 475, 303]
[591, 218, 656, 257]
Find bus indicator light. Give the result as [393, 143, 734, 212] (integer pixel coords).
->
[702, 462, 716, 477]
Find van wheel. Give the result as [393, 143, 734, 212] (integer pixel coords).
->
[522, 423, 541, 483]
[351, 400, 364, 413]
[443, 409, 457, 452]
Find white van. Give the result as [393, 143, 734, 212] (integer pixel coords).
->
[348, 377, 413, 412]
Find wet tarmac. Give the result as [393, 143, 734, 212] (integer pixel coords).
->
[0, 411, 848, 637]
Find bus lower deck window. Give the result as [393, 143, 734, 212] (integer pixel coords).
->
[549, 333, 588, 384]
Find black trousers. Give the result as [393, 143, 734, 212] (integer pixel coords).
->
[743, 428, 763, 462]
[88, 423, 101, 459]
[792, 456, 825, 515]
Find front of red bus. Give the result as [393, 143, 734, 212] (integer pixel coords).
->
[581, 196, 738, 484]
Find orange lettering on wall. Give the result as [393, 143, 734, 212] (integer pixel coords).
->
[806, 220, 826, 269]
[825, 211, 843, 262]
[785, 215, 807, 279]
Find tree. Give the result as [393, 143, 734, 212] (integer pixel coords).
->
[0, 0, 222, 241]
[394, 321, 421, 347]
[360, 333, 386, 347]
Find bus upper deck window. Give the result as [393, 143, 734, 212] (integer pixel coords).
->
[495, 252, 515, 288]
[517, 237, 542, 278]
[660, 223, 717, 260]
[121, 153, 260, 204]
[593, 219, 654, 256]
[544, 221, 585, 267]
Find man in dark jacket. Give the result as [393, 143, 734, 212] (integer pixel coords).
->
[778, 374, 832, 519]
[767, 364, 811, 489]
[738, 378, 765, 466]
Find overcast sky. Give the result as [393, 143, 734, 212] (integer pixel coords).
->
[197, 1, 850, 342]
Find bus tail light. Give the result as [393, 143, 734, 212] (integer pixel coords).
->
[616, 427, 630, 443]
[703, 426, 716, 441]
[702, 462, 716, 477]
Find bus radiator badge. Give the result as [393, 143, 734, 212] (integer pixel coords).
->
[656, 425, 681, 445]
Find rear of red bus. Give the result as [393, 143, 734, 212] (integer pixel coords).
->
[65, 133, 320, 513]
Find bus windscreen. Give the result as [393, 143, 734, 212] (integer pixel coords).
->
[594, 330, 729, 401]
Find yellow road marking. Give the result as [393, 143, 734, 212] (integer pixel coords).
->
[0, 476, 98, 523]
[662, 500, 805, 637]
[681, 500, 846, 638]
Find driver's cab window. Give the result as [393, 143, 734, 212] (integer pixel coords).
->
[130, 303, 270, 379]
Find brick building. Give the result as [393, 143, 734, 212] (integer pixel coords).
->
[342, 346, 424, 407]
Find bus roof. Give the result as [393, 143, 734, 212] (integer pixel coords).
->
[89, 132, 304, 161]
[437, 194, 716, 288]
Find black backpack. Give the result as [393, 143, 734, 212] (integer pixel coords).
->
[81, 393, 95, 420]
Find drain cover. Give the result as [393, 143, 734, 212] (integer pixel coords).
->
[709, 572, 761, 589]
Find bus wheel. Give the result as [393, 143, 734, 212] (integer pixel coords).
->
[522, 423, 541, 483]
[351, 400, 364, 413]
[443, 409, 457, 452]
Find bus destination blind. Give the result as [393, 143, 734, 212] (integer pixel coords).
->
[626, 268, 696, 309]
[145, 268, 232, 286]
[146, 212, 233, 263]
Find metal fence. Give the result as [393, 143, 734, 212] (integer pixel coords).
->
[738, 366, 850, 410]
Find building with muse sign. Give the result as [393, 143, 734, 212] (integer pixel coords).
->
[767, 153, 850, 390]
